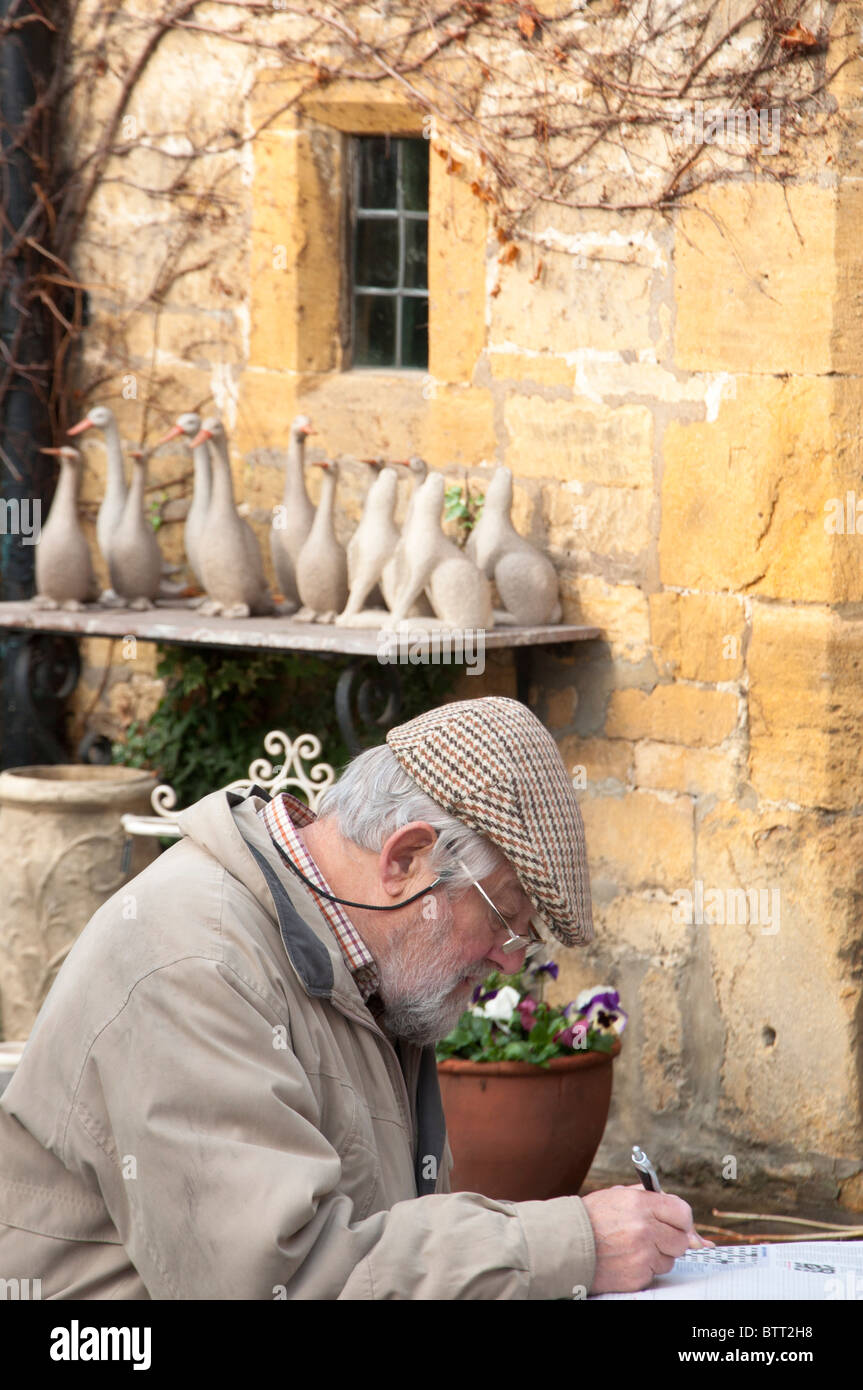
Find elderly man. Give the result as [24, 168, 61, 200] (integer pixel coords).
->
[0, 697, 705, 1298]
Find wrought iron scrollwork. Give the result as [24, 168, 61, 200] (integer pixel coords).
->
[2, 631, 81, 766]
[335, 659, 402, 756]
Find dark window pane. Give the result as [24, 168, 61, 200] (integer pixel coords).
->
[354, 218, 398, 288]
[404, 219, 428, 289]
[401, 296, 428, 369]
[401, 139, 429, 212]
[358, 137, 397, 209]
[355, 295, 396, 367]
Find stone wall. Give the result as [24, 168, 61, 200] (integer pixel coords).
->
[62, 2, 863, 1206]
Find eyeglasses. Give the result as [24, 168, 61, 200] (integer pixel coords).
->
[457, 860, 545, 955]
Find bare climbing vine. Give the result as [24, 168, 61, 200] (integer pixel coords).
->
[0, 0, 855, 452]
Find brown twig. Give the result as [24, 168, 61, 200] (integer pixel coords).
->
[0, 0, 846, 451]
[714, 1209, 863, 1232]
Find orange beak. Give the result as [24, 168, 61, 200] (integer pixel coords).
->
[40, 447, 63, 455]
[67, 418, 93, 436]
[189, 429, 211, 449]
[157, 424, 185, 445]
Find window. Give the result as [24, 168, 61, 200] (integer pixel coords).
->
[351, 136, 429, 370]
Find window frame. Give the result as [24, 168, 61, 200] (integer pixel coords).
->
[348, 134, 429, 371]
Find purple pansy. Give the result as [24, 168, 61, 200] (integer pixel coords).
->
[532, 961, 559, 981]
[576, 986, 628, 1036]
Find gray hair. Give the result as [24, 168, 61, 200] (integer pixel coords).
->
[316, 743, 503, 893]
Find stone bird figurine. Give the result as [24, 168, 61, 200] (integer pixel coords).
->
[191, 417, 274, 618]
[32, 446, 99, 609]
[270, 414, 316, 613]
[107, 449, 163, 609]
[68, 403, 127, 604]
[466, 466, 561, 624]
[382, 455, 434, 617]
[158, 411, 211, 588]
[337, 462, 399, 624]
[295, 460, 348, 622]
[389, 471, 493, 629]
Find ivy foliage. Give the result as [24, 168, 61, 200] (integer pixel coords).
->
[112, 644, 459, 808]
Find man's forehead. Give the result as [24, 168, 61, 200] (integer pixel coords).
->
[482, 864, 526, 901]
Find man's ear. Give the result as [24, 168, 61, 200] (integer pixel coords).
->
[378, 822, 438, 898]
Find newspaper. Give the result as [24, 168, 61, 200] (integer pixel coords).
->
[590, 1241, 863, 1300]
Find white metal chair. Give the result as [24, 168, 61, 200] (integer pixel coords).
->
[120, 730, 337, 841]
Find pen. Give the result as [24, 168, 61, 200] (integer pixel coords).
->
[631, 1144, 663, 1193]
[631, 1144, 715, 1250]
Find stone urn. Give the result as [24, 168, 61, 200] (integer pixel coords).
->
[0, 765, 159, 1040]
[437, 1040, 621, 1201]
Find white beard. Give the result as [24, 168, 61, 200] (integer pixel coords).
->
[373, 899, 489, 1047]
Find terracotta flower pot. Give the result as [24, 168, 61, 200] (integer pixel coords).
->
[437, 1039, 621, 1202]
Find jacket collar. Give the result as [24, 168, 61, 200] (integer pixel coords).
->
[175, 784, 354, 1006]
[242, 834, 335, 998]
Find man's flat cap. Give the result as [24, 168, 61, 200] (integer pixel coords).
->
[386, 696, 593, 946]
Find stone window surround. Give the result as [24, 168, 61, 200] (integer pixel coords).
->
[249, 74, 487, 397]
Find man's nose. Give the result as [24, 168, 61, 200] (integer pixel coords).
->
[486, 942, 528, 973]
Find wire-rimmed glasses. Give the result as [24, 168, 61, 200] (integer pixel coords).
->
[457, 860, 545, 955]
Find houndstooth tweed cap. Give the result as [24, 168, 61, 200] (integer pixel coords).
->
[386, 696, 593, 947]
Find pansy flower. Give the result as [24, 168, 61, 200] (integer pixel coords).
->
[517, 997, 538, 1032]
[471, 984, 520, 1032]
[531, 961, 559, 981]
[575, 986, 628, 1036]
[554, 1021, 589, 1050]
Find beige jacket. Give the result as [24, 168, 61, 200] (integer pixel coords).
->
[0, 785, 597, 1299]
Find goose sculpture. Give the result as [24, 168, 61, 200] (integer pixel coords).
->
[270, 414, 316, 612]
[337, 462, 400, 625]
[466, 465, 561, 624]
[295, 460, 348, 622]
[191, 417, 274, 618]
[158, 411, 211, 588]
[68, 403, 127, 603]
[107, 449, 163, 609]
[32, 447, 99, 609]
[382, 455, 434, 616]
[389, 471, 493, 629]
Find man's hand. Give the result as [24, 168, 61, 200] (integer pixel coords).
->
[582, 1183, 714, 1294]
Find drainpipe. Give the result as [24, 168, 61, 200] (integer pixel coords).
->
[0, 0, 73, 767]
